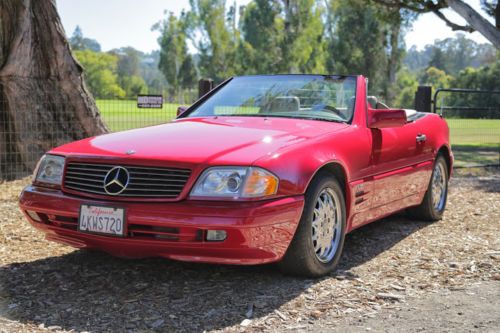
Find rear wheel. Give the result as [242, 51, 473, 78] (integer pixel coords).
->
[279, 172, 346, 277]
[407, 155, 449, 221]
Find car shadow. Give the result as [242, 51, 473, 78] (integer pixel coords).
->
[0, 214, 430, 332]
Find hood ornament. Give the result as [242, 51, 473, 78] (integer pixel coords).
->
[126, 149, 136, 155]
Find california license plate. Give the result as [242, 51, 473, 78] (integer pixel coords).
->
[78, 204, 125, 237]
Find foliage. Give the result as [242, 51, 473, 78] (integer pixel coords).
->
[157, 12, 196, 96]
[446, 60, 500, 118]
[393, 67, 419, 108]
[327, 0, 388, 95]
[70, 26, 101, 52]
[70, 0, 499, 114]
[420, 67, 452, 89]
[239, 0, 284, 74]
[406, 34, 497, 75]
[110, 47, 148, 98]
[280, 0, 326, 73]
[185, 0, 240, 82]
[74, 50, 125, 99]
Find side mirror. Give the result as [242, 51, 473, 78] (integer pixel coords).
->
[177, 106, 189, 117]
[368, 108, 407, 129]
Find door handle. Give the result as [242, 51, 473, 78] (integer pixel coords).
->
[416, 134, 427, 143]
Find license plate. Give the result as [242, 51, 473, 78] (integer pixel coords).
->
[78, 205, 125, 237]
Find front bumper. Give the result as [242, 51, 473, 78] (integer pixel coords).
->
[19, 185, 304, 265]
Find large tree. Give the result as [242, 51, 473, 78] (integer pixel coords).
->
[280, 0, 326, 73]
[327, 0, 389, 95]
[186, 0, 240, 82]
[372, 0, 500, 48]
[239, 0, 284, 74]
[157, 12, 197, 98]
[0, 0, 107, 179]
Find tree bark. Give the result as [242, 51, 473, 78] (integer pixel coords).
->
[445, 0, 500, 49]
[387, 14, 401, 105]
[0, 0, 108, 180]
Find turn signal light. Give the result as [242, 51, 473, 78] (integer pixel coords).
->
[243, 168, 278, 197]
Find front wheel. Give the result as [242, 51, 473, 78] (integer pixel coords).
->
[407, 155, 449, 221]
[279, 172, 346, 277]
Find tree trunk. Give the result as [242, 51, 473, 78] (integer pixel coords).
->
[445, 0, 500, 49]
[0, 0, 108, 180]
[495, 1, 499, 29]
[387, 15, 401, 105]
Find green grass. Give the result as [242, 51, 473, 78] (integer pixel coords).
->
[445, 119, 500, 167]
[97, 99, 180, 132]
[96, 100, 499, 167]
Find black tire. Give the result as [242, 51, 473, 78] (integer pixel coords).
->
[407, 155, 449, 221]
[278, 172, 346, 277]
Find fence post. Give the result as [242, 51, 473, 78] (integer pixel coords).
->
[414, 86, 432, 112]
[198, 79, 214, 99]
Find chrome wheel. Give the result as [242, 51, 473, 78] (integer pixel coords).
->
[311, 188, 342, 263]
[431, 161, 447, 211]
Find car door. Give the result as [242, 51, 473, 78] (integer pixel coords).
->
[370, 119, 432, 208]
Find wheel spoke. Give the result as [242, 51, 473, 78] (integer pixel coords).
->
[310, 187, 343, 263]
[431, 161, 447, 210]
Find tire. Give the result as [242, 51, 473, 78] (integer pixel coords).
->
[407, 155, 449, 221]
[279, 172, 346, 277]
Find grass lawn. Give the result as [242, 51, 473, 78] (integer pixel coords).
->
[96, 100, 499, 167]
[445, 118, 499, 167]
[97, 99, 180, 132]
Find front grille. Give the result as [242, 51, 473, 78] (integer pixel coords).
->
[64, 162, 191, 198]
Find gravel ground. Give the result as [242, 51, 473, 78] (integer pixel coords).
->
[0, 169, 499, 332]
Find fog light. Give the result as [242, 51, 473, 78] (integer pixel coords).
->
[26, 210, 41, 222]
[206, 230, 227, 241]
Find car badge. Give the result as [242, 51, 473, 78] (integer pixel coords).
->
[126, 149, 136, 155]
[103, 166, 130, 195]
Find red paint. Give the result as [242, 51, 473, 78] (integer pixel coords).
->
[19, 75, 452, 265]
[367, 108, 407, 128]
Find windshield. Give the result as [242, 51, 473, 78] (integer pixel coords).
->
[186, 75, 357, 123]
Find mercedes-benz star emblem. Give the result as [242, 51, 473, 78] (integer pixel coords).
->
[103, 166, 130, 195]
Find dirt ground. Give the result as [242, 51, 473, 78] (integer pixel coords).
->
[0, 169, 498, 333]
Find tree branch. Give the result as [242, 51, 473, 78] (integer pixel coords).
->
[370, 0, 447, 13]
[446, 0, 500, 48]
[370, 0, 430, 13]
[432, 9, 475, 32]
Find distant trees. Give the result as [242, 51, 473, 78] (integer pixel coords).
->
[156, 12, 196, 100]
[405, 34, 497, 75]
[71, 28, 162, 99]
[327, 0, 389, 95]
[71, 0, 498, 108]
[74, 50, 125, 99]
[156, 0, 412, 100]
[70, 26, 102, 52]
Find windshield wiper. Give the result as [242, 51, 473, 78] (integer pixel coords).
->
[210, 114, 348, 124]
[293, 116, 347, 124]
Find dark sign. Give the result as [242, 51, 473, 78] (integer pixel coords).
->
[137, 95, 163, 108]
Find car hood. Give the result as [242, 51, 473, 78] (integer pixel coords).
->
[52, 117, 348, 166]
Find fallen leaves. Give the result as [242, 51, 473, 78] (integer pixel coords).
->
[0, 171, 498, 332]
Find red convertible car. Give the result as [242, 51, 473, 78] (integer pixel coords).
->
[19, 75, 452, 276]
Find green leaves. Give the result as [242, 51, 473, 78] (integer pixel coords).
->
[74, 50, 125, 99]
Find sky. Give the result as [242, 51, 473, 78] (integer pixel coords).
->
[56, 0, 492, 53]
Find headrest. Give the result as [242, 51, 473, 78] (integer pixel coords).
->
[367, 96, 378, 108]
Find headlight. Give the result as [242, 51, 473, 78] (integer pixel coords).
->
[34, 154, 65, 186]
[191, 167, 278, 199]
